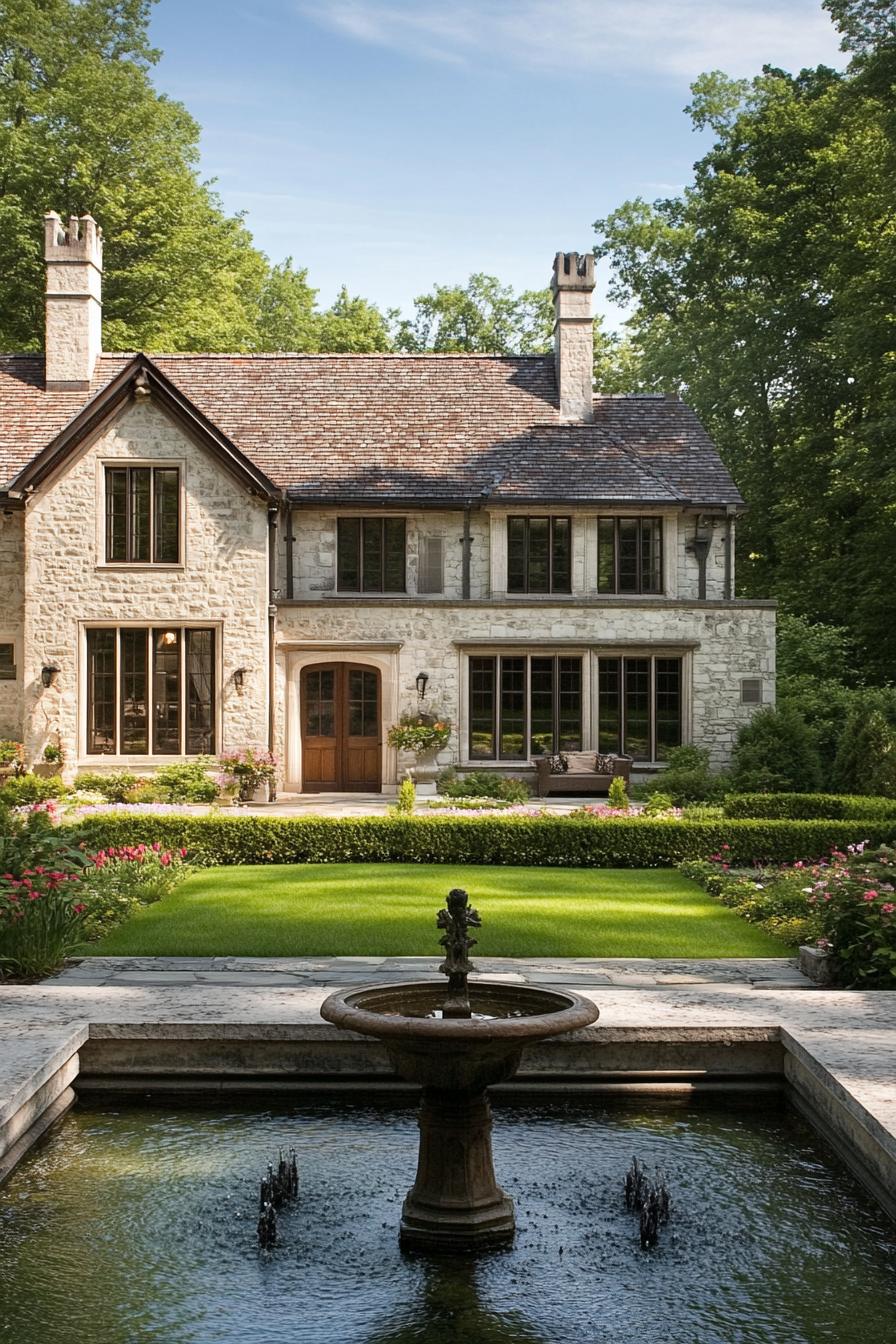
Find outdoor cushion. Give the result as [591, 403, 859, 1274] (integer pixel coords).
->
[549, 753, 569, 774]
[564, 751, 596, 774]
[594, 753, 617, 773]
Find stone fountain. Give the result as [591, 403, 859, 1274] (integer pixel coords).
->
[320, 888, 599, 1251]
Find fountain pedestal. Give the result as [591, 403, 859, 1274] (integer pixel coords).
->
[401, 1087, 515, 1250]
[320, 888, 600, 1254]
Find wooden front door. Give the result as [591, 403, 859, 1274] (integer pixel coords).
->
[301, 663, 382, 792]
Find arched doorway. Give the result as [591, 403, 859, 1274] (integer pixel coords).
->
[300, 662, 382, 792]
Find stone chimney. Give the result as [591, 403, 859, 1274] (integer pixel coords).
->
[43, 212, 103, 390]
[551, 251, 595, 422]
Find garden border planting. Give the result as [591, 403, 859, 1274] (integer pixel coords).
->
[66, 814, 896, 869]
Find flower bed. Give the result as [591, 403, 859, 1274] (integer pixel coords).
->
[681, 841, 896, 986]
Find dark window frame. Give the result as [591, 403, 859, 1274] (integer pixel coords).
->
[86, 626, 215, 756]
[597, 654, 682, 762]
[597, 516, 663, 594]
[0, 642, 16, 681]
[104, 465, 181, 565]
[336, 516, 407, 593]
[506, 516, 572, 594]
[468, 654, 583, 761]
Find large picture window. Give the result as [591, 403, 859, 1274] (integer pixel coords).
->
[597, 517, 663, 594]
[86, 627, 215, 755]
[597, 655, 681, 761]
[105, 466, 180, 564]
[507, 517, 571, 594]
[337, 517, 406, 592]
[468, 655, 582, 760]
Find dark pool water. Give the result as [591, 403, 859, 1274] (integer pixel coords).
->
[0, 1097, 894, 1344]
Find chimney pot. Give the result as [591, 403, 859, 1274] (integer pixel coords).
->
[43, 210, 103, 390]
[551, 251, 595, 421]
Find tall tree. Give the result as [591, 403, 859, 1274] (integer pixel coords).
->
[595, 1, 896, 677]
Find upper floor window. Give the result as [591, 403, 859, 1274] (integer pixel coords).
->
[597, 517, 662, 594]
[337, 517, 406, 593]
[86, 626, 215, 756]
[507, 516, 571, 594]
[105, 466, 180, 564]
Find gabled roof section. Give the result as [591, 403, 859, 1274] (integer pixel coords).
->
[0, 352, 745, 509]
[5, 355, 279, 499]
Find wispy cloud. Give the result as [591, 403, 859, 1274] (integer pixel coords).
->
[298, 0, 843, 81]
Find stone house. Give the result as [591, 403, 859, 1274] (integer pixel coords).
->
[0, 213, 775, 793]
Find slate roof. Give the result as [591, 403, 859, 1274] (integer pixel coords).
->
[0, 352, 744, 508]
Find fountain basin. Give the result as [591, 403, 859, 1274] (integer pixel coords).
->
[321, 980, 599, 1249]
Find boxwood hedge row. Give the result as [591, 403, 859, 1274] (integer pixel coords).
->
[723, 793, 896, 821]
[64, 813, 896, 869]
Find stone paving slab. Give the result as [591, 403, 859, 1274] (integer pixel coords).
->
[55, 955, 810, 990]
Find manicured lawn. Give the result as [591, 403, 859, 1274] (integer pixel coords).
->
[89, 864, 787, 958]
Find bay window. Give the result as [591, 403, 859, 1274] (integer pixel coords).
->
[468, 655, 582, 760]
[597, 656, 681, 761]
[86, 627, 215, 755]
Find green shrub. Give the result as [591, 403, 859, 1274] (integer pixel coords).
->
[73, 771, 141, 803]
[61, 814, 896, 870]
[643, 792, 675, 816]
[724, 793, 896, 820]
[833, 708, 896, 797]
[426, 797, 516, 810]
[0, 773, 67, 807]
[391, 777, 416, 816]
[641, 745, 725, 804]
[810, 843, 896, 988]
[679, 858, 815, 947]
[607, 776, 629, 810]
[152, 758, 219, 803]
[729, 707, 822, 794]
[437, 769, 531, 803]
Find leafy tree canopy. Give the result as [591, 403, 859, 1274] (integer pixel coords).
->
[594, 0, 896, 677]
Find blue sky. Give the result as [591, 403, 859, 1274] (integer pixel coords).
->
[149, 0, 845, 325]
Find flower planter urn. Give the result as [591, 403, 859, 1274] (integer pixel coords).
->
[411, 748, 440, 798]
[33, 762, 63, 778]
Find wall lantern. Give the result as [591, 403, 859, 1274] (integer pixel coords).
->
[233, 667, 249, 692]
[415, 671, 429, 701]
[41, 664, 60, 688]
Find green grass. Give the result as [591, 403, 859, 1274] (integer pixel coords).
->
[89, 864, 787, 958]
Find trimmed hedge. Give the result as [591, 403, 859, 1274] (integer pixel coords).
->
[723, 792, 896, 821]
[64, 813, 896, 869]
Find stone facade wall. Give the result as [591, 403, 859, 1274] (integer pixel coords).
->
[275, 597, 775, 788]
[285, 509, 491, 600]
[0, 510, 24, 739]
[675, 515, 731, 601]
[21, 399, 270, 770]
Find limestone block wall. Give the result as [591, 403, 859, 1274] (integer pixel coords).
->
[0, 510, 24, 740]
[285, 509, 491, 599]
[675, 515, 731, 601]
[275, 597, 776, 787]
[21, 399, 270, 769]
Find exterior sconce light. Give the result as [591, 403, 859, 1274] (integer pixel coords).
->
[233, 667, 249, 692]
[41, 664, 60, 688]
[415, 671, 429, 700]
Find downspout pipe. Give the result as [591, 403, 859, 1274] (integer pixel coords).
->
[267, 501, 279, 771]
[461, 504, 472, 600]
[688, 516, 712, 602]
[285, 504, 295, 601]
[724, 506, 735, 600]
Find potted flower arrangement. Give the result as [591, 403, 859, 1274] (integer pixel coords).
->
[387, 712, 451, 796]
[0, 740, 25, 781]
[217, 747, 278, 804]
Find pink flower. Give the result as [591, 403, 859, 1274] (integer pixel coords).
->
[72, 903, 86, 915]
[882, 903, 895, 915]
[863, 891, 878, 902]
